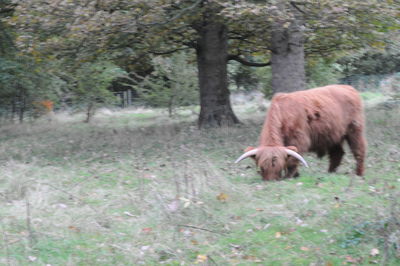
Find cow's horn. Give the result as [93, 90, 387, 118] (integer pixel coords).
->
[235, 148, 259, 163]
[284, 149, 309, 168]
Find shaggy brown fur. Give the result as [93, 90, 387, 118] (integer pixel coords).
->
[242, 85, 367, 181]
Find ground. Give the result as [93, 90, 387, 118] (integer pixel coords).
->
[0, 95, 399, 265]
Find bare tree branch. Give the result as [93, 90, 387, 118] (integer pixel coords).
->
[227, 55, 270, 67]
[149, 47, 190, 55]
[290, 1, 307, 14]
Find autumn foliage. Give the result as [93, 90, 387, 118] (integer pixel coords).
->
[32, 100, 54, 117]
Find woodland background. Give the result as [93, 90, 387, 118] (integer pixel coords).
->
[0, 0, 399, 126]
[1, 0, 400, 265]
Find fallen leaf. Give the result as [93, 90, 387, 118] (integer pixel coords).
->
[68, 225, 80, 232]
[242, 255, 258, 260]
[143, 173, 156, 179]
[255, 208, 264, 212]
[345, 255, 358, 263]
[300, 246, 310, 251]
[195, 254, 208, 264]
[275, 232, 282, 238]
[142, 227, 152, 233]
[217, 192, 228, 202]
[325, 262, 333, 266]
[370, 248, 379, 256]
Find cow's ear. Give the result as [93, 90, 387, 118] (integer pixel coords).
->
[244, 146, 257, 160]
[285, 146, 298, 153]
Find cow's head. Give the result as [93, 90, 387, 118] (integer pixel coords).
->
[235, 146, 308, 181]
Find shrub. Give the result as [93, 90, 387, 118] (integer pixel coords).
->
[133, 52, 198, 116]
[73, 61, 127, 122]
[306, 58, 343, 88]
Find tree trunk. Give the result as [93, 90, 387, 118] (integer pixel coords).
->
[85, 102, 95, 123]
[11, 98, 16, 123]
[271, 11, 306, 94]
[19, 91, 25, 124]
[196, 21, 239, 128]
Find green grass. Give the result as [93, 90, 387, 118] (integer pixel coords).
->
[361, 91, 384, 101]
[361, 92, 390, 108]
[0, 103, 399, 265]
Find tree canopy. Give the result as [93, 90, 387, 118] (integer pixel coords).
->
[0, 0, 399, 125]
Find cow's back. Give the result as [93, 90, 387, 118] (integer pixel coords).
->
[270, 85, 363, 155]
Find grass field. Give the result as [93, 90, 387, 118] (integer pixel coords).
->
[0, 97, 399, 265]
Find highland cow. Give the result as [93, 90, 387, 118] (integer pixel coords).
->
[235, 85, 366, 181]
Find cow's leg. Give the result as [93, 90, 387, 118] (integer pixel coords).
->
[328, 144, 345, 173]
[346, 123, 367, 176]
